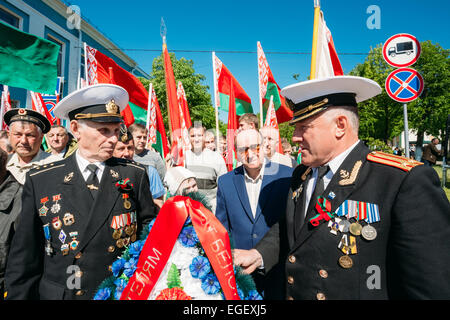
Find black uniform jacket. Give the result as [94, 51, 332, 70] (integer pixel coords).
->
[256, 141, 450, 300]
[5, 154, 158, 300]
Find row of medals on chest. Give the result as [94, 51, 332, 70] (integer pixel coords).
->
[40, 194, 79, 256]
[112, 193, 137, 249]
[329, 216, 377, 269]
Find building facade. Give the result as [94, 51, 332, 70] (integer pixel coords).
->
[0, 0, 149, 108]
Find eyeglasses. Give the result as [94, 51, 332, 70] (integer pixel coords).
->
[236, 144, 261, 155]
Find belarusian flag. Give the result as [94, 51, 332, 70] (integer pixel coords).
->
[30, 91, 54, 124]
[226, 79, 238, 172]
[213, 55, 252, 116]
[0, 21, 59, 94]
[176, 81, 192, 150]
[257, 42, 292, 124]
[263, 96, 283, 154]
[310, 7, 343, 79]
[146, 84, 169, 157]
[84, 44, 148, 126]
[0, 85, 12, 130]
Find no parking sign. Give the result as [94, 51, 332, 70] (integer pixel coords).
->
[385, 67, 424, 103]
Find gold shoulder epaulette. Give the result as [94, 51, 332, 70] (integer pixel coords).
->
[367, 151, 423, 172]
[29, 163, 66, 176]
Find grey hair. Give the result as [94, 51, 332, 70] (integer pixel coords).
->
[10, 120, 42, 135]
[323, 106, 359, 134]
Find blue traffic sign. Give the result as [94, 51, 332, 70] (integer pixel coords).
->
[385, 68, 424, 103]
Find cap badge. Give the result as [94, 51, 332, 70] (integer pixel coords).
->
[106, 99, 119, 114]
[18, 109, 27, 115]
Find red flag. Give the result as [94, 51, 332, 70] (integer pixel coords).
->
[146, 85, 169, 157]
[176, 81, 192, 129]
[1, 85, 12, 130]
[226, 80, 238, 172]
[257, 42, 293, 124]
[263, 96, 283, 154]
[30, 91, 54, 124]
[163, 43, 182, 142]
[108, 66, 134, 126]
[85, 44, 148, 126]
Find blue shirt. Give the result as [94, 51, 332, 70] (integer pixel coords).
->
[148, 166, 165, 199]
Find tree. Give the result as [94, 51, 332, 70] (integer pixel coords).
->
[139, 52, 225, 137]
[350, 41, 450, 151]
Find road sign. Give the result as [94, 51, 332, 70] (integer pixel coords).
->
[385, 68, 424, 103]
[383, 34, 421, 67]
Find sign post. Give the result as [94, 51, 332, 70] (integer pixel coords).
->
[383, 34, 422, 158]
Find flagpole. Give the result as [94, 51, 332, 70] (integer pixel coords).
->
[257, 41, 264, 128]
[0, 90, 5, 130]
[310, 0, 321, 80]
[77, 30, 82, 89]
[212, 51, 220, 152]
[83, 42, 88, 85]
[146, 82, 153, 147]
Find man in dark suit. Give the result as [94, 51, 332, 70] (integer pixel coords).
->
[233, 76, 450, 300]
[216, 128, 292, 298]
[5, 84, 158, 300]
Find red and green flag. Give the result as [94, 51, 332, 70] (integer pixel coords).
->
[213, 54, 253, 116]
[146, 84, 169, 158]
[257, 41, 292, 124]
[0, 21, 59, 94]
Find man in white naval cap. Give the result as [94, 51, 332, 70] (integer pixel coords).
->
[5, 84, 158, 300]
[233, 76, 450, 300]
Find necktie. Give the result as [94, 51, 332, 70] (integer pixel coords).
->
[295, 165, 330, 237]
[86, 164, 99, 198]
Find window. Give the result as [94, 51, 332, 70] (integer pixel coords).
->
[0, 6, 20, 28]
[46, 35, 64, 77]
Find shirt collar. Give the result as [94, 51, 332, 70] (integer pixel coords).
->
[75, 150, 105, 173]
[243, 159, 266, 183]
[325, 140, 360, 175]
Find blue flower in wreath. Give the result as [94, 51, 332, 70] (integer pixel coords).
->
[184, 216, 192, 226]
[148, 218, 156, 232]
[94, 287, 111, 300]
[201, 273, 221, 295]
[114, 278, 128, 300]
[179, 226, 199, 247]
[111, 258, 126, 277]
[236, 285, 244, 300]
[128, 240, 144, 257]
[245, 290, 263, 300]
[123, 257, 138, 278]
[189, 256, 211, 279]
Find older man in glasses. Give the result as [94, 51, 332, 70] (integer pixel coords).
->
[215, 128, 292, 299]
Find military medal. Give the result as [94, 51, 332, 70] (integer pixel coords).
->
[328, 218, 341, 235]
[52, 216, 62, 230]
[61, 244, 70, 256]
[39, 197, 49, 216]
[43, 223, 53, 256]
[349, 222, 362, 236]
[131, 233, 137, 242]
[338, 219, 351, 233]
[338, 255, 353, 269]
[123, 194, 131, 209]
[116, 238, 124, 248]
[51, 194, 62, 214]
[112, 229, 122, 240]
[63, 213, 75, 226]
[361, 224, 377, 241]
[69, 232, 79, 251]
[58, 230, 67, 243]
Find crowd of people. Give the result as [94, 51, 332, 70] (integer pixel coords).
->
[1, 75, 449, 301]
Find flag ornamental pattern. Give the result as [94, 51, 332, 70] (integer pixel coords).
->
[257, 42, 292, 123]
[146, 87, 158, 146]
[86, 45, 99, 85]
[176, 81, 191, 150]
[1, 85, 12, 130]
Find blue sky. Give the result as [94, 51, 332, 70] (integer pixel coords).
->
[68, 0, 449, 121]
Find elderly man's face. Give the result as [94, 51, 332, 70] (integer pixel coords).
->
[236, 129, 264, 170]
[204, 133, 216, 151]
[292, 113, 335, 167]
[8, 122, 43, 161]
[113, 139, 135, 160]
[189, 127, 205, 153]
[46, 127, 69, 153]
[178, 177, 198, 195]
[261, 127, 279, 159]
[71, 120, 120, 162]
[132, 129, 147, 154]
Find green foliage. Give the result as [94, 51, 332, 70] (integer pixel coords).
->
[350, 41, 449, 143]
[363, 137, 393, 153]
[167, 263, 182, 289]
[279, 122, 295, 144]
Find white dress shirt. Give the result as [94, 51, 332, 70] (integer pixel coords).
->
[243, 162, 265, 219]
[303, 140, 360, 218]
[75, 150, 105, 182]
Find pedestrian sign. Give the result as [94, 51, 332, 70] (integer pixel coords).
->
[383, 34, 421, 67]
[385, 68, 424, 103]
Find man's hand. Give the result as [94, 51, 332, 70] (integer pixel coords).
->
[232, 249, 263, 274]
